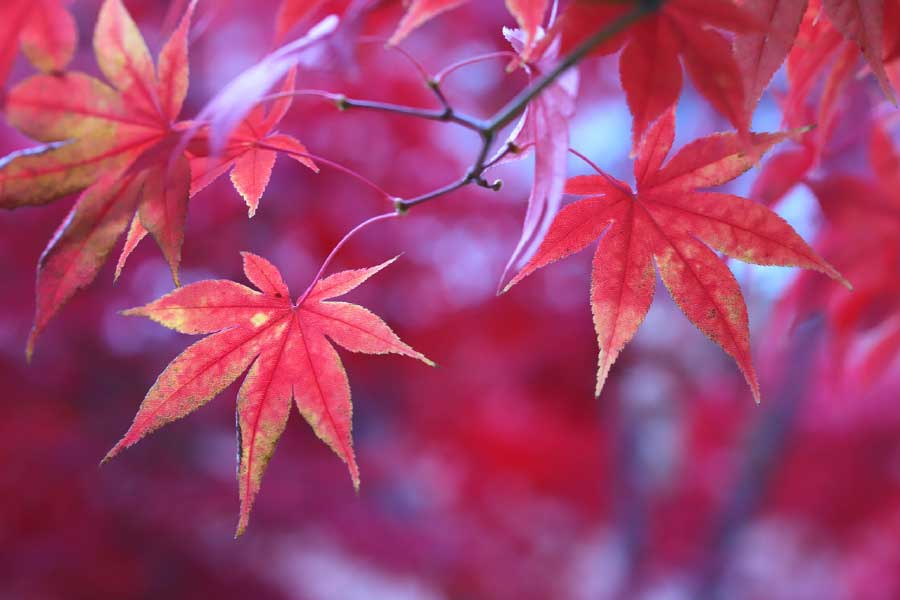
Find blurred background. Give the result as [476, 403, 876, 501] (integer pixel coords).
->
[2, 1, 899, 599]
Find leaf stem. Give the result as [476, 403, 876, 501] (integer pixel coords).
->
[295, 212, 400, 306]
[433, 51, 519, 84]
[254, 140, 393, 199]
[356, 36, 432, 84]
[569, 147, 634, 196]
[568, 147, 605, 174]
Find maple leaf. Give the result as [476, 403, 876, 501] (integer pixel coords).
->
[190, 68, 319, 217]
[104, 252, 433, 536]
[822, 0, 897, 103]
[497, 26, 578, 287]
[117, 69, 321, 279]
[753, 7, 866, 207]
[548, 0, 762, 147]
[734, 0, 808, 122]
[504, 108, 847, 402]
[0, 0, 77, 87]
[389, 0, 549, 53]
[0, 0, 197, 357]
[778, 0, 897, 114]
[786, 119, 900, 386]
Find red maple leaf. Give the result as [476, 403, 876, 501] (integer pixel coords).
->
[0, 0, 77, 87]
[0, 0, 201, 357]
[753, 3, 872, 207]
[505, 108, 847, 402]
[768, 0, 899, 122]
[190, 68, 319, 218]
[790, 118, 900, 385]
[550, 0, 762, 147]
[822, 0, 897, 103]
[104, 252, 433, 536]
[734, 0, 809, 122]
[114, 69, 321, 278]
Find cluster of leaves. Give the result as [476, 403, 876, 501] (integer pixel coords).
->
[1, 0, 898, 534]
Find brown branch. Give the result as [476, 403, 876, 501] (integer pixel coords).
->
[270, 1, 662, 214]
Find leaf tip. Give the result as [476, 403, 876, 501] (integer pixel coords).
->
[499, 269, 527, 295]
[100, 447, 119, 466]
[234, 517, 248, 538]
[749, 379, 762, 405]
[120, 306, 145, 318]
[24, 324, 42, 363]
[595, 360, 612, 398]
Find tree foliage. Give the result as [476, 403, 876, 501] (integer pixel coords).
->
[2, 0, 899, 545]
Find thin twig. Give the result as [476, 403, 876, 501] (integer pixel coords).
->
[397, 0, 659, 209]
[335, 96, 486, 131]
[486, 1, 657, 133]
[395, 177, 471, 211]
[356, 37, 451, 109]
[257, 90, 485, 130]
[257, 1, 661, 221]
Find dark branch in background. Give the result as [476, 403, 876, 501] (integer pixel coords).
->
[692, 316, 825, 600]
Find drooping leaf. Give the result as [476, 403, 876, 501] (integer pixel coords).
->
[497, 26, 578, 288]
[105, 253, 433, 536]
[506, 108, 846, 402]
